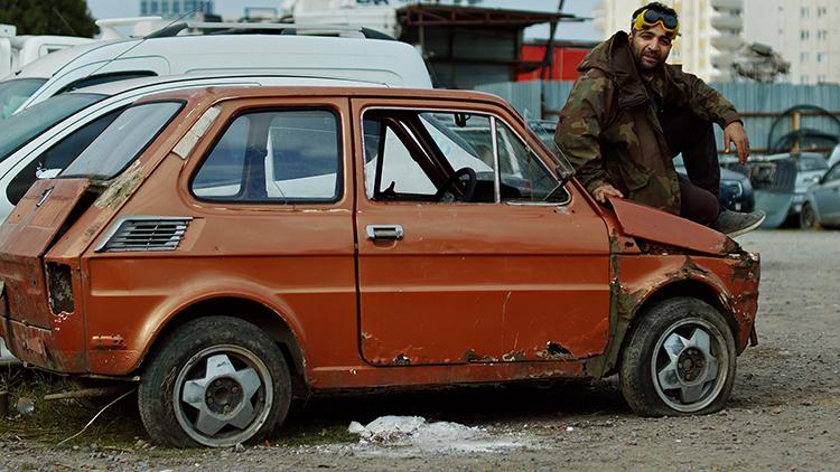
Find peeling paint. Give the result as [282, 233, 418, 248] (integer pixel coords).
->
[93, 161, 143, 210]
[535, 341, 575, 360]
[461, 349, 498, 363]
[501, 350, 525, 362]
[172, 106, 221, 160]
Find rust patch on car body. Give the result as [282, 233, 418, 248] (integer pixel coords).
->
[462, 349, 499, 363]
[93, 161, 143, 210]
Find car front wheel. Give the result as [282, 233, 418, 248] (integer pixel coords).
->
[619, 297, 736, 416]
[800, 203, 819, 229]
[138, 316, 291, 447]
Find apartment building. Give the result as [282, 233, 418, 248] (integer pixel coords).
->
[743, 0, 839, 84]
[139, 0, 215, 18]
[593, 0, 744, 82]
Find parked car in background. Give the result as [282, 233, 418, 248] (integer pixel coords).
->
[0, 22, 431, 119]
[789, 152, 830, 217]
[827, 143, 840, 169]
[0, 86, 760, 447]
[723, 152, 828, 228]
[674, 155, 755, 212]
[801, 161, 840, 229]
[0, 23, 93, 79]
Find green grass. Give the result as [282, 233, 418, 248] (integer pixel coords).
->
[0, 367, 146, 448]
[0, 367, 357, 451]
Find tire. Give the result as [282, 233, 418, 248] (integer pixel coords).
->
[800, 204, 819, 230]
[619, 297, 736, 417]
[138, 316, 291, 448]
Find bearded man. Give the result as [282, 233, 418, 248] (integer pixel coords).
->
[555, 2, 764, 236]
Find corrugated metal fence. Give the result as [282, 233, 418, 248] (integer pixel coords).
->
[475, 81, 840, 153]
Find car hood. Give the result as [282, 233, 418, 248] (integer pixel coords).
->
[609, 197, 738, 256]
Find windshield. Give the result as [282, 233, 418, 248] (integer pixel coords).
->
[61, 101, 183, 180]
[0, 78, 48, 119]
[0, 93, 105, 164]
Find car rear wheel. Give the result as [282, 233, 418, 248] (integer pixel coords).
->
[800, 204, 819, 229]
[138, 316, 291, 448]
[619, 297, 736, 416]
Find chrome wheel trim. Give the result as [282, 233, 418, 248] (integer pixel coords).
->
[651, 318, 729, 413]
[173, 344, 273, 447]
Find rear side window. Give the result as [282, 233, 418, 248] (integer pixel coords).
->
[6, 109, 122, 205]
[61, 101, 183, 180]
[191, 109, 341, 203]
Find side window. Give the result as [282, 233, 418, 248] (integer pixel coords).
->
[362, 109, 565, 204]
[496, 122, 568, 203]
[6, 109, 122, 205]
[192, 108, 341, 203]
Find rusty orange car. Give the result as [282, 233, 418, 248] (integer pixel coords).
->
[0, 86, 760, 448]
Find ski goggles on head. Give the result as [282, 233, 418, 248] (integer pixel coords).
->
[632, 8, 680, 38]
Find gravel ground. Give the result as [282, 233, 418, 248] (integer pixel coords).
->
[1, 229, 839, 471]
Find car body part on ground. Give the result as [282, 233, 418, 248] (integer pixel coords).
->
[0, 86, 760, 447]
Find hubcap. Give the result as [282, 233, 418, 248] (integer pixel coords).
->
[174, 345, 272, 447]
[652, 319, 728, 412]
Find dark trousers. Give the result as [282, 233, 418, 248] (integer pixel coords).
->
[660, 109, 722, 225]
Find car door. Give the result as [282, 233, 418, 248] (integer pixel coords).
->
[813, 163, 840, 224]
[352, 97, 612, 366]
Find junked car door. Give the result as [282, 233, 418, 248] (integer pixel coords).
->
[352, 98, 612, 366]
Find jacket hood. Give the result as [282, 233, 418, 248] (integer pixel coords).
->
[578, 31, 648, 109]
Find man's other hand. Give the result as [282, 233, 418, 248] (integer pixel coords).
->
[724, 121, 750, 164]
[592, 184, 624, 203]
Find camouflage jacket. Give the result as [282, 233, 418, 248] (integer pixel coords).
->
[555, 31, 741, 214]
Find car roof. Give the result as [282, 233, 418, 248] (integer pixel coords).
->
[11, 40, 124, 79]
[136, 85, 512, 109]
[71, 73, 390, 97]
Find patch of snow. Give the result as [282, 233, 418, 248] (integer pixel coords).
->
[346, 415, 530, 455]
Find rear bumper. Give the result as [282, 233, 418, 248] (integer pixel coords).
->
[2, 317, 87, 373]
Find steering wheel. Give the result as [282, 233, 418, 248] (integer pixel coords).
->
[434, 167, 477, 202]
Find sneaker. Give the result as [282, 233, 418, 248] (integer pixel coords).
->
[713, 209, 766, 237]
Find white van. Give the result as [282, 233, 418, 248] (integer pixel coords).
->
[0, 23, 93, 79]
[0, 22, 432, 119]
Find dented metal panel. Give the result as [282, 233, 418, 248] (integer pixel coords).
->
[609, 197, 738, 256]
[0, 179, 89, 328]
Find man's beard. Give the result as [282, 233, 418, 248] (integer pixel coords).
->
[632, 46, 665, 72]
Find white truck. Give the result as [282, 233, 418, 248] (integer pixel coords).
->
[0, 23, 92, 79]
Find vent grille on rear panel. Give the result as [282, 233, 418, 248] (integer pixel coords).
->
[98, 217, 192, 252]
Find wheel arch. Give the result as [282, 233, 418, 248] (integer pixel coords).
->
[629, 279, 739, 342]
[598, 275, 740, 377]
[137, 296, 307, 392]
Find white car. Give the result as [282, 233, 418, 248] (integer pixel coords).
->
[0, 22, 431, 119]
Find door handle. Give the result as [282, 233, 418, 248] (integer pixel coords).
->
[366, 225, 404, 241]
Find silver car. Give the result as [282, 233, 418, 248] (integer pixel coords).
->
[801, 162, 840, 229]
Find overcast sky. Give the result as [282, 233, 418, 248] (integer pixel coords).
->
[85, 0, 600, 40]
